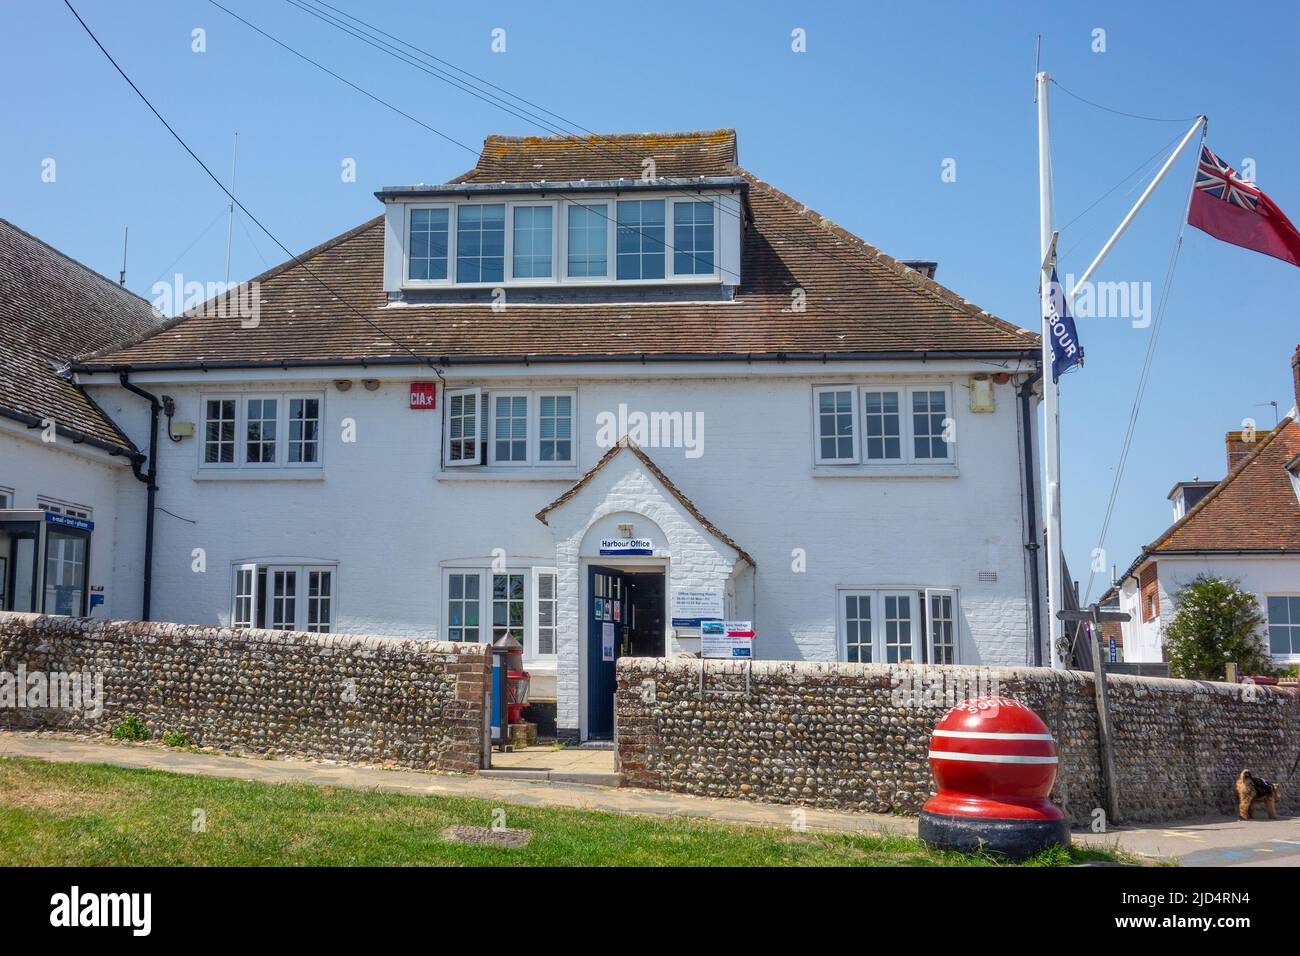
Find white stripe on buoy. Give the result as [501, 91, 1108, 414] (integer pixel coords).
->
[932, 730, 1055, 741]
[927, 750, 1058, 764]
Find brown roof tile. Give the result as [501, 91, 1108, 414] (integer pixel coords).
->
[78, 131, 1039, 370]
[0, 219, 162, 452]
[1147, 418, 1300, 554]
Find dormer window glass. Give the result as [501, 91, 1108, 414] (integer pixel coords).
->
[408, 207, 450, 281]
[511, 205, 554, 279]
[455, 203, 505, 283]
[566, 203, 609, 278]
[672, 201, 715, 275]
[615, 200, 666, 280]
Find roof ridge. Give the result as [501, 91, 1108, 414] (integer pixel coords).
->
[483, 129, 736, 145]
[0, 217, 157, 309]
[1145, 416, 1296, 553]
[735, 170, 1038, 345]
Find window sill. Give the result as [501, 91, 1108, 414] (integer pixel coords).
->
[812, 463, 959, 479]
[436, 468, 581, 483]
[193, 469, 325, 482]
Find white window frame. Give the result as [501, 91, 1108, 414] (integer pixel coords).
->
[404, 202, 454, 287]
[836, 587, 925, 664]
[443, 387, 484, 467]
[198, 393, 325, 471]
[488, 392, 532, 466]
[0, 487, 14, 509]
[1265, 593, 1300, 662]
[534, 390, 577, 466]
[285, 395, 323, 467]
[925, 587, 960, 665]
[443, 569, 485, 643]
[201, 396, 239, 468]
[37, 497, 92, 520]
[230, 563, 335, 632]
[530, 567, 559, 663]
[561, 201, 615, 283]
[814, 384, 956, 466]
[668, 197, 720, 279]
[813, 386, 859, 464]
[508, 200, 559, 284]
[452, 199, 508, 287]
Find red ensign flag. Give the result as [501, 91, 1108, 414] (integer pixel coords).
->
[1189, 145, 1300, 267]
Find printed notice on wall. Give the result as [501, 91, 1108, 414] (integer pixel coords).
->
[670, 589, 724, 627]
[701, 621, 754, 659]
[601, 622, 615, 661]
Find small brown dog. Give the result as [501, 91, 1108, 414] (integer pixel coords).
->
[1235, 770, 1281, 820]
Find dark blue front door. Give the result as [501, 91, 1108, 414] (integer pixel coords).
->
[587, 565, 626, 738]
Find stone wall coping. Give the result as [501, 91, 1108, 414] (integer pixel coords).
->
[616, 656, 1298, 702]
[0, 611, 488, 661]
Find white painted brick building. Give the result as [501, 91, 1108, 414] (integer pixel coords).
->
[69, 130, 1049, 739]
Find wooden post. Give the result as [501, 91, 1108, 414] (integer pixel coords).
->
[1225, 661, 1238, 685]
[1091, 626, 1121, 825]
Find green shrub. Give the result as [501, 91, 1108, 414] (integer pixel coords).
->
[161, 730, 191, 748]
[110, 715, 150, 742]
[1162, 575, 1270, 680]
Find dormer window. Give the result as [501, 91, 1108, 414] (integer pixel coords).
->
[382, 181, 740, 293]
[1287, 454, 1300, 504]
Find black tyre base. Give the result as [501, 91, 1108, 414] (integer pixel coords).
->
[919, 810, 1070, 860]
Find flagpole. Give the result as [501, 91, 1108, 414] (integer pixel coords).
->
[1036, 70, 1066, 669]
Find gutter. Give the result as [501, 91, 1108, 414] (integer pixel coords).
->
[74, 349, 1041, 374]
[117, 373, 161, 620]
[0, 403, 141, 461]
[1017, 370, 1044, 667]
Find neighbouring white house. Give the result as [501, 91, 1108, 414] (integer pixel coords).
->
[70, 129, 1048, 739]
[0, 219, 161, 622]
[1111, 346, 1300, 668]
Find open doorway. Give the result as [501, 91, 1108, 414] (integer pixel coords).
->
[587, 564, 666, 739]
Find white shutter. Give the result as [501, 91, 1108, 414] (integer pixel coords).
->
[444, 387, 482, 466]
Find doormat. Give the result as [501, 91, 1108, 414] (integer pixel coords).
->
[441, 825, 532, 848]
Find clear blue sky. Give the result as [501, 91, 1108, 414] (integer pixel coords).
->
[5, 0, 1299, 593]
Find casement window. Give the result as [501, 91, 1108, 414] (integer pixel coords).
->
[490, 393, 530, 465]
[443, 567, 557, 663]
[201, 393, 325, 470]
[287, 397, 321, 464]
[231, 563, 335, 632]
[245, 397, 278, 464]
[838, 587, 959, 664]
[566, 203, 610, 278]
[511, 204, 554, 279]
[37, 498, 92, 520]
[455, 203, 507, 284]
[537, 394, 574, 463]
[814, 387, 858, 464]
[203, 398, 237, 464]
[445, 571, 482, 642]
[445, 388, 575, 468]
[0, 487, 13, 509]
[407, 206, 451, 281]
[926, 588, 959, 665]
[671, 200, 715, 275]
[911, 389, 951, 460]
[814, 384, 955, 466]
[1266, 596, 1300, 659]
[401, 197, 726, 288]
[615, 200, 666, 280]
[534, 568, 558, 657]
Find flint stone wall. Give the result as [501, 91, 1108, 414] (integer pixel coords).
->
[0, 612, 488, 773]
[616, 658, 1300, 825]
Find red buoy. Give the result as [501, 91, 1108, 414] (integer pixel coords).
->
[918, 696, 1070, 858]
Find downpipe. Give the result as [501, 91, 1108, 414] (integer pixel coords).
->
[118, 373, 160, 620]
[1018, 371, 1044, 668]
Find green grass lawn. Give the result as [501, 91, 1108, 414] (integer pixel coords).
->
[0, 757, 1120, 867]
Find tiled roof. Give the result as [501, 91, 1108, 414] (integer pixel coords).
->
[1146, 418, 1300, 554]
[469, 129, 739, 181]
[0, 219, 161, 452]
[536, 438, 755, 567]
[78, 130, 1039, 369]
